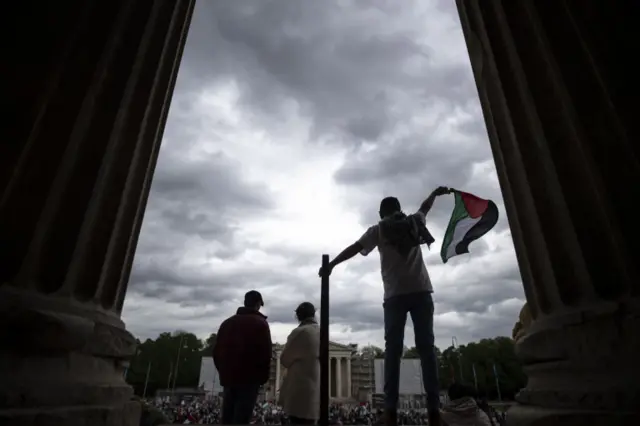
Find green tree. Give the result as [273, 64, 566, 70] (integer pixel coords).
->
[125, 332, 525, 402]
[127, 331, 204, 397]
[361, 345, 384, 358]
[202, 332, 217, 355]
[403, 346, 420, 358]
[437, 337, 526, 401]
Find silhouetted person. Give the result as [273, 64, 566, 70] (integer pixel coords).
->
[279, 302, 320, 424]
[321, 186, 450, 426]
[214, 290, 272, 424]
[440, 383, 492, 426]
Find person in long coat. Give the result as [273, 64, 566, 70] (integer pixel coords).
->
[278, 302, 320, 424]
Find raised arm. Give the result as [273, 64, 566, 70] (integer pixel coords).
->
[329, 242, 363, 269]
[318, 242, 362, 277]
[418, 186, 451, 216]
[320, 222, 382, 277]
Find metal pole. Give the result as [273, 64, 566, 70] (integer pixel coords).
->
[452, 336, 464, 382]
[451, 337, 457, 383]
[371, 355, 375, 403]
[319, 254, 330, 426]
[492, 363, 502, 402]
[143, 362, 151, 399]
[472, 363, 478, 391]
[172, 334, 186, 393]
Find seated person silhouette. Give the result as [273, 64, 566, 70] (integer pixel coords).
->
[440, 382, 493, 426]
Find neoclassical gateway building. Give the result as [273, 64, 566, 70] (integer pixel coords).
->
[200, 341, 376, 402]
[267, 341, 356, 401]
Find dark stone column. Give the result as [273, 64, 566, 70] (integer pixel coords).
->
[456, 1, 639, 425]
[0, 1, 195, 425]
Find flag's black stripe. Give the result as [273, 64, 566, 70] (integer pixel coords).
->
[455, 200, 499, 255]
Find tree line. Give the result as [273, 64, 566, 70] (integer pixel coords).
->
[126, 332, 525, 401]
[358, 336, 526, 401]
[125, 331, 217, 398]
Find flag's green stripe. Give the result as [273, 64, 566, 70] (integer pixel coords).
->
[440, 191, 470, 262]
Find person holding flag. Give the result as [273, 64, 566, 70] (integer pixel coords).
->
[320, 186, 451, 426]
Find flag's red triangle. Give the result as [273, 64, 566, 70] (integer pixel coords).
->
[459, 191, 489, 219]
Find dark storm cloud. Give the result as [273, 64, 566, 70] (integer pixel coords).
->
[129, 258, 304, 306]
[334, 132, 509, 235]
[179, 0, 476, 145]
[137, 124, 275, 252]
[435, 259, 523, 314]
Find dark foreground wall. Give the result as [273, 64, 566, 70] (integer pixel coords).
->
[456, 1, 639, 425]
[1, 2, 195, 425]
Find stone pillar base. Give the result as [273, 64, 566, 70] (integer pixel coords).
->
[0, 288, 139, 426]
[507, 302, 640, 426]
[507, 404, 639, 426]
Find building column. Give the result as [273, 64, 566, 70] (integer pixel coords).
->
[0, 2, 195, 425]
[336, 356, 342, 398]
[346, 356, 352, 398]
[456, 1, 638, 425]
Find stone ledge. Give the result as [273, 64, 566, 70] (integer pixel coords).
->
[0, 400, 141, 426]
[506, 403, 640, 426]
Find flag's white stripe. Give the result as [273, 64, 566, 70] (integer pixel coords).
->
[445, 215, 482, 259]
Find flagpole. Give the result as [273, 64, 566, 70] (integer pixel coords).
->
[368, 342, 373, 399]
[472, 363, 478, 391]
[492, 363, 502, 402]
[143, 362, 151, 399]
[452, 336, 464, 382]
[172, 334, 186, 395]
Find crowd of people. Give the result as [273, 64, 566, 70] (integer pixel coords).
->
[211, 188, 511, 425]
[146, 398, 507, 425]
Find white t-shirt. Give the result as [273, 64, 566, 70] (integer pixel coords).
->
[357, 211, 433, 300]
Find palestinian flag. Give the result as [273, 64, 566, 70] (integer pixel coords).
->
[441, 190, 499, 263]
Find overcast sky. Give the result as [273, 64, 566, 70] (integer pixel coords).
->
[122, 0, 525, 351]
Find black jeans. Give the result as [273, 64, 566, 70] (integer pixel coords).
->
[289, 416, 315, 424]
[383, 291, 439, 411]
[222, 385, 259, 424]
